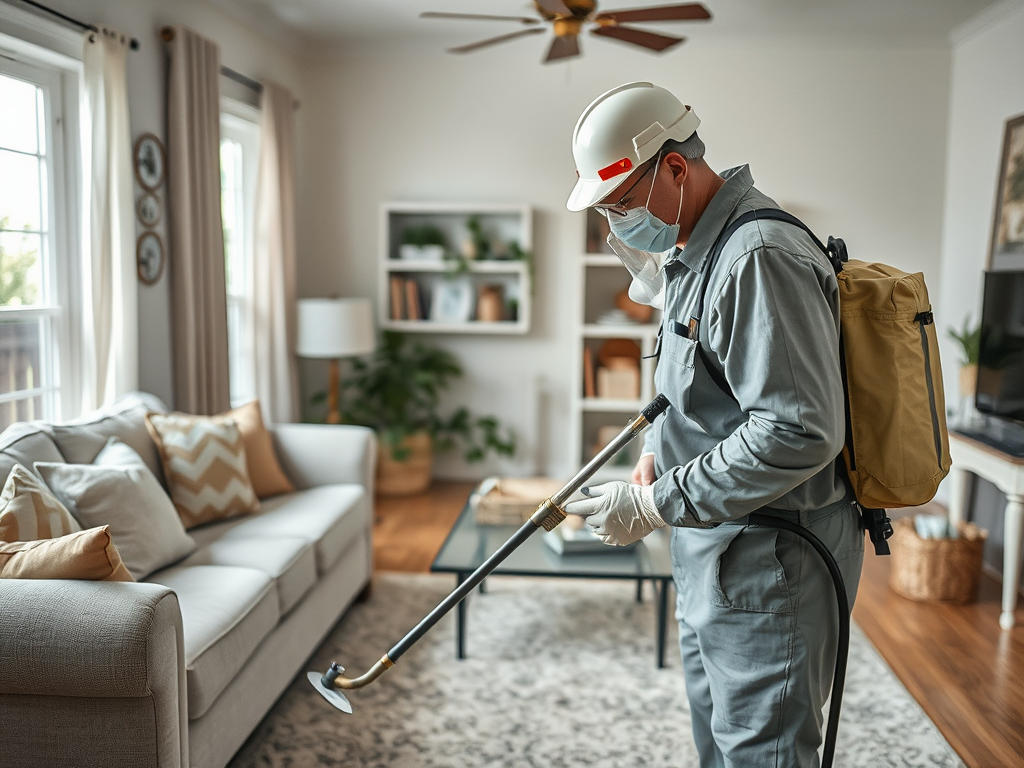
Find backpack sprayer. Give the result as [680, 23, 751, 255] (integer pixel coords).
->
[309, 393, 851, 768]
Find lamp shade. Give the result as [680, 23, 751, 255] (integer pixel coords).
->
[296, 298, 375, 358]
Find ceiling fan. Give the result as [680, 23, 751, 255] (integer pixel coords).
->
[421, 1, 712, 63]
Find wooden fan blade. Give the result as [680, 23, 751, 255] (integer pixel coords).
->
[447, 27, 545, 54]
[544, 34, 580, 62]
[595, 3, 711, 24]
[421, 12, 540, 25]
[591, 24, 684, 52]
[535, 0, 573, 18]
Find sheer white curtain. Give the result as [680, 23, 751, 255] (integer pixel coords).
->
[79, 27, 137, 411]
[252, 80, 299, 424]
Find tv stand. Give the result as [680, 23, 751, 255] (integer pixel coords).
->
[948, 432, 1024, 630]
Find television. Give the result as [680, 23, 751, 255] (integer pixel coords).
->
[976, 270, 1024, 425]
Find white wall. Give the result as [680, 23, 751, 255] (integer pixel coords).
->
[936, 1, 1024, 581]
[937, 1, 1024, 396]
[298, 40, 952, 480]
[16, 0, 308, 409]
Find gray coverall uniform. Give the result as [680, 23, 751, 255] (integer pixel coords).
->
[645, 165, 865, 768]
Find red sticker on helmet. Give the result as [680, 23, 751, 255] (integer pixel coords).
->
[597, 157, 632, 181]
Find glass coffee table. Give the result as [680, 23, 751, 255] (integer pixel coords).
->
[430, 492, 676, 667]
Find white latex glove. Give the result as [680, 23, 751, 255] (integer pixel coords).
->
[564, 481, 666, 546]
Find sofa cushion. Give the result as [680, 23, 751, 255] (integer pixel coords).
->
[147, 564, 279, 719]
[187, 485, 368, 575]
[177, 537, 316, 615]
[0, 526, 134, 581]
[0, 422, 64, 484]
[146, 412, 260, 529]
[36, 440, 196, 580]
[0, 464, 81, 542]
[226, 401, 295, 499]
[49, 393, 168, 488]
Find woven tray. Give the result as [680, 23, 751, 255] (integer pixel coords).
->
[888, 516, 987, 603]
[473, 477, 564, 526]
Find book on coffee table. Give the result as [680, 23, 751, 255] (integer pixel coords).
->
[543, 523, 640, 555]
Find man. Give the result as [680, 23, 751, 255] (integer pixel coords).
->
[563, 82, 864, 768]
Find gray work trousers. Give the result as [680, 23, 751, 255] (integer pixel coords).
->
[671, 497, 864, 768]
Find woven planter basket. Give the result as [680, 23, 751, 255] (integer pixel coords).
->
[888, 516, 987, 603]
[376, 433, 433, 496]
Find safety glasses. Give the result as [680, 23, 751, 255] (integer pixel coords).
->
[592, 159, 657, 218]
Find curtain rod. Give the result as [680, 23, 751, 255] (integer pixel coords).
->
[160, 27, 300, 109]
[17, 0, 140, 50]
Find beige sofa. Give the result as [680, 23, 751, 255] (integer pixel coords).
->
[0, 393, 376, 768]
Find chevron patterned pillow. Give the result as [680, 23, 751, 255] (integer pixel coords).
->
[0, 464, 82, 542]
[145, 412, 260, 529]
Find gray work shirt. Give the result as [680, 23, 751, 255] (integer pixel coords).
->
[648, 164, 848, 526]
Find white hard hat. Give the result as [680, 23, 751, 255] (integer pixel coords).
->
[566, 82, 700, 212]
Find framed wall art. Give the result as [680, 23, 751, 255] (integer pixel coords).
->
[137, 231, 165, 285]
[137, 192, 161, 228]
[991, 113, 1024, 269]
[133, 133, 165, 191]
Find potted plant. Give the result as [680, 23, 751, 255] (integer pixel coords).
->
[400, 224, 447, 262]
[947, 315, 980, 399]
[338, 331, 516, 495]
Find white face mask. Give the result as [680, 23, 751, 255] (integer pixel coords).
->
[606, 233, 668, 310]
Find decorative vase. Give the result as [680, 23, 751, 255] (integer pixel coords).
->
[476, 285, 504, 322]
[959, 364, 977, 399]
[376, 432, 433, 496]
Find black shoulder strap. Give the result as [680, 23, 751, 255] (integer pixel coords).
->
[689, 208, 845, 400]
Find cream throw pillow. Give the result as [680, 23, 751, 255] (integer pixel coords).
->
[0, 464, 82, 542]
[36, 440, 196, 580]
[145, 412, 260, 529]
[0, 526, 134, 581]
[227, 401, 295, 498]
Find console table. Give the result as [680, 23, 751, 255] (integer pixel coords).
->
[948, 432, 1024, 629]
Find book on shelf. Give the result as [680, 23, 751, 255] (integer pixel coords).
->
[404, 279, 422, 320]
[389, 276, 404, 321]
[583, 347, 596, 398]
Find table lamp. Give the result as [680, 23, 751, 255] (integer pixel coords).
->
[297, 298, 375, 424]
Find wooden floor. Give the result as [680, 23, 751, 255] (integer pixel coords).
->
[373, 482, 1024, 768]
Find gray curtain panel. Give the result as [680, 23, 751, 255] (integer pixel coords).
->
[166, 27, 230, 415]
[253, 81, 300, 424]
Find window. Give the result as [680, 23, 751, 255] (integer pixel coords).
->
[0, 55, 77, 432]
[221, 102, 260, 408]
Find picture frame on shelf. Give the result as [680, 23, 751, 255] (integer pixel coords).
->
[991, 112, 1024, 262]
[430, 277, 474, 323]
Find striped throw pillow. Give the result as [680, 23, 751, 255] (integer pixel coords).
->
[145, 412, 259, 529]
[0, 464, 82, 542]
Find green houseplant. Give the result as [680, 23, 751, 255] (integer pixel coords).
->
[948, 315, 980, 398]
[336, 331, 515, 495]
[400, 224, 447, 262]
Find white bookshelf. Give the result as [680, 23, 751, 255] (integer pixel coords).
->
[378, 202, 532, 334]
[570, 209, 660, 482]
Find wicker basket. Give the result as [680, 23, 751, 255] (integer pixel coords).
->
[473, 477, 564, 526]
[888, 516, 987, 603]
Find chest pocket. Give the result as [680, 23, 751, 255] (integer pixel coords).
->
[657, 321, 714, 433]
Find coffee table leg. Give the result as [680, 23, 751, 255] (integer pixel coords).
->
[636, 579, 643, 603]
[456, 572, 467, 660]
[656, 578, 670, 669]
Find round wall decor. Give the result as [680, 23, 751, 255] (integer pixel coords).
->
[137, 231, 165, 285]
[133, 133, 165, 191]
[137, 192, 162, 228]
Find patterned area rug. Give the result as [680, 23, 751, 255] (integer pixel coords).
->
[229, 573, 964, 768]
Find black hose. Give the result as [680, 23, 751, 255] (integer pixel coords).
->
[747, 512, 850, 768]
